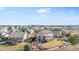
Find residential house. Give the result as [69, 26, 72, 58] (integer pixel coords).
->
[51, 29, 61, 37]
[36, 30, 53, 43]
[8, 32, 28, 42]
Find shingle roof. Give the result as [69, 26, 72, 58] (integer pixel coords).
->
[36, 30, 53, 36]
[9, 32, 26, 38]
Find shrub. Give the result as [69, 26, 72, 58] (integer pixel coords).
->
[68, 36, 79, 45]
[24, 45, 30, 51]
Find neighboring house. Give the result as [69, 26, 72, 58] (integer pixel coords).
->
[0, 27, 10, 35]
[0, 31, 9, 38]
[11, 26, 21, 32]
[61, 29, 71, 35]
[51, 29, 61, 37]
[8, 32, 28, 42]
[36, 30, 53, 43]
[3, 33, 9, 37]
[1, 27, 9, 33]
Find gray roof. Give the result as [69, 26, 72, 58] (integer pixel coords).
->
[36, 30, 53, 36]
[39, 30, 53, 34]
[0, 31, 8, 34]
[9, 32, 26, 38]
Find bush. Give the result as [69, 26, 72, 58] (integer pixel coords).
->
[68, 36, 79, 45]
[19, 27, 27, 32]
[24, 45, 30, 51]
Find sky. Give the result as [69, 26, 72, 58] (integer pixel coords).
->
[0, 7, 79, 25]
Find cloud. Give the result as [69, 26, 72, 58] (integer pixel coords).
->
[37, 8, 50, 14]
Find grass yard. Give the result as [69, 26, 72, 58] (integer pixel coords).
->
[41, 39, 64, 49]
[0, 43, 24, 51]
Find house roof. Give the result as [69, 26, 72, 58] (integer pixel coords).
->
[36, 30, 53, 36]
[38, 30, 53, 34]
[9, 32, 27, 38]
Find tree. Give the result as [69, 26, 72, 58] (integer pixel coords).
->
[66, 33, 71, 37]
[68, 36, 79, 45]
[24, 45, 30, 51]
[19, 27, 27, 32]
